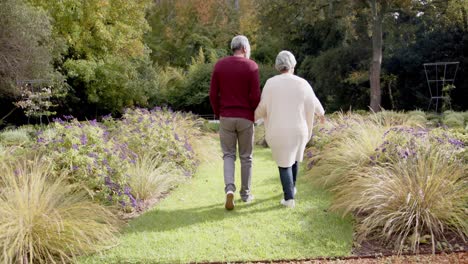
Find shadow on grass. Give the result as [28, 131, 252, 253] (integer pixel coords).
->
[126, 193, 283, 234]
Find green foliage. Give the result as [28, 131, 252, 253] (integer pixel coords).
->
[65, 54, 158, 112]
[0, 128, 32, 146]
[406, 110, 427, 127]
[300, 46, 370, 111]
[37, 118, 133, 205]
[443, 111, 465, 128]
[145, 0, 237, 67]
[27, 0, 157, 114]
[109, 108, 198, 174]
[32, 108, 198, 208]
[0, 0, 63, 97]
[0, 159, 120, 263]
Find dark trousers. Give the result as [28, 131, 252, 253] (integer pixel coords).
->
[278, 161, 298, 201]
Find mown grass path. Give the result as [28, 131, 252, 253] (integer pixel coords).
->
[83, 135, 353, 263]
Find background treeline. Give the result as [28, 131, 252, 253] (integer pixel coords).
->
[1, 0, 467, 125]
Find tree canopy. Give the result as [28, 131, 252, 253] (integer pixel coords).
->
[0, 0, 466, 124]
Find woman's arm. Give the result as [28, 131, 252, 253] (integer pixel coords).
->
[254, 80, 269, 121]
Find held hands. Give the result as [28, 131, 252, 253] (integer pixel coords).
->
[316, 114, 325, 124]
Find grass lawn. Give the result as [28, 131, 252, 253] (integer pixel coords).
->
[82, 135, 353, 263]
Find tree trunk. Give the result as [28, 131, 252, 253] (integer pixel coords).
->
[369, 0, 383, 112]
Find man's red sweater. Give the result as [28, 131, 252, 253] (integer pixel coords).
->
[209, 56, 261, 122]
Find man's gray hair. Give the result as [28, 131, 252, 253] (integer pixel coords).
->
[275, 50, 297, 72]
[230, 35, 250, 52]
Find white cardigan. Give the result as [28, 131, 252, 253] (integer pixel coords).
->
[255, 73, 324, 167]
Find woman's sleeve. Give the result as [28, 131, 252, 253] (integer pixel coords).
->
[304, 82, 324, 139]
[312, 90, 325, 115]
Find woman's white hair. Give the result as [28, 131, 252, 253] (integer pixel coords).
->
[275, 50, 297, 72]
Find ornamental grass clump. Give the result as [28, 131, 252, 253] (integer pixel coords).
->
[127, 154, 183, 201]
[307, 112, 467, 253]
[406, 110, 427, 127]
[335, 147, 467, 253]
[307, 114, 386, 188]
[0, 159, 120, 263]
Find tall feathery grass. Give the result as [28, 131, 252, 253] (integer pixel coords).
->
[127, 154, 183, 201]
[309, 114, 387, 188]
[307, 111, 467, 253]
[0, 159, 121, 263]
[332, 148, 467, 253]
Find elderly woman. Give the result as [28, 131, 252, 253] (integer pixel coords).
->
[255, 51, 325, 208]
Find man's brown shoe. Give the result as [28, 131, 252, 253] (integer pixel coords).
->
[225, 191, 235, 210]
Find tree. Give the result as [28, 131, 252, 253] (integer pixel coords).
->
[0, 0, 61, 97]
[29, 0, 156, 114]
[145, 0, 239, 67]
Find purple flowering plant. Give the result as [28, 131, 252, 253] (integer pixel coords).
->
[36, 117, 136, 207]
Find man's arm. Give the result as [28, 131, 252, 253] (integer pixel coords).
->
[209, 66, 220, 118]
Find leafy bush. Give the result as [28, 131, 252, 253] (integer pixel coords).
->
[37, 117, 135, 207]
[0, 128, 32, 146]
[0, 159, 120, 263]
[406, 110, 427, 127]
[443, 111, 465, 128]
[201, 120, 220, 133]
[108, 108, 198, 175]
[254, 123, 268, 147]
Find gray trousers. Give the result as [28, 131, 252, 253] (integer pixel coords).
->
[219, 117, 254, 200]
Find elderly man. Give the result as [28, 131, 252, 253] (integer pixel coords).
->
[255, 51, 325, 208]
[209, 35, 261, 210]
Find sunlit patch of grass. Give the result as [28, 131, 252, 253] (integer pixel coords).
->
[81, 137, 354, 263]
[0, 158, 121, 263]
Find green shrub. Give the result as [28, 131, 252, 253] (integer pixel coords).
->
[372, 110, 408, 127]
[443, 115, 464, 128]
[254, 123, 268, 147]
[109, 108, 198, 175]
[443, 111, 464, 127]
[426, 112, 442, 126]
[461, 112, 468, 123]
[201, 120, 220, 133]
[0, 128, 31, 146]
[406, 115, 427, 127]
[37, 118, 134, 206]
[407, 110, 426, 118]
[0, 159, 120, 263]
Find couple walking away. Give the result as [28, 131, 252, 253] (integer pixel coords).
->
[209, 35, 325, 210]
